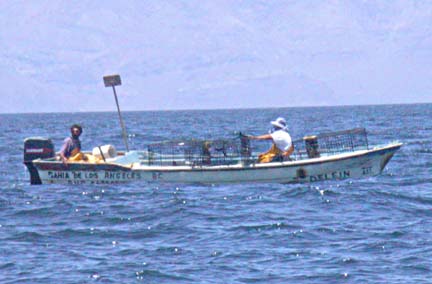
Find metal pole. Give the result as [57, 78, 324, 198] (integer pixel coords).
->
[112, 85, 129, 152]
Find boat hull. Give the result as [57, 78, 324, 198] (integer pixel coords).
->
[31, 143, 402, 185]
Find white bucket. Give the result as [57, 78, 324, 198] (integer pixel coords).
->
[92, 145, 117, 159]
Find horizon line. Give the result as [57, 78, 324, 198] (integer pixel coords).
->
[1, 101, 430, 115]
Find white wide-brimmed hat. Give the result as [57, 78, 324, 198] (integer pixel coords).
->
[271, 117, 287, 130]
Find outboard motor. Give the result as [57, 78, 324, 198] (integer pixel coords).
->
[23, 137, 55, 185]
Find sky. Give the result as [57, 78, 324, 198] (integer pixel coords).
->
[0, 0, 431, 113]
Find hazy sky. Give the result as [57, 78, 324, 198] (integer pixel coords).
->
[1, 1, 431, 113]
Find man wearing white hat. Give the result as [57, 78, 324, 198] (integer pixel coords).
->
[249, 117, 294, 163]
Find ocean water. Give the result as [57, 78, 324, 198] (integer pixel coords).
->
[0, 104, 431, 283]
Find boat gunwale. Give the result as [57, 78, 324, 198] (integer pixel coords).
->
[32, 142, 403, 172]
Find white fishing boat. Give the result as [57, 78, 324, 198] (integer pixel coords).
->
[23, 75, 402, 185]
[23, 128, 402, 185]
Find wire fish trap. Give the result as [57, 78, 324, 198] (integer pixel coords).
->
[146, 128, 368, 165]
[292, 128, 369, 160]
[147, 137, 252, 166]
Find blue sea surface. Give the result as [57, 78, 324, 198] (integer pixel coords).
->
[0, 104, 431, 283]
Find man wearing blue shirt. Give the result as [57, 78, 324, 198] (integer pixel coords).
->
[59, 124, 83, 164]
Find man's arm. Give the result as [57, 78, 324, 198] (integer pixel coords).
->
[59, 138, 70, 164]
[249, 134, 273, 140]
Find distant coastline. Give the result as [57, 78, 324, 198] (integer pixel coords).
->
[1, 102, 430, 115]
